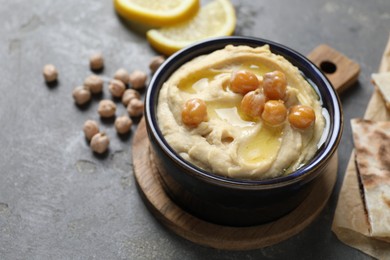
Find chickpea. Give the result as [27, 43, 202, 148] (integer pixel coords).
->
[89, 53, 104, 71]
[90, 132, 109, 154]
[129, 70, 147, 89]
[149, 55, 165, 73]
[240, 90, 265, 119]
[288, 105, 316, 129]
[263, 70, 287, 100]
[122, 89, 141, 106]
[181, 98, 208, 127]
[109, 79, 126, 98]
[230, 70, 260, 95]
[84, 75, 103, 94]
[127, 98, 144, 117]
[115, 116, 133, 134]
[261, 100, 287, 126]
[114, 68, 129, 84]
[72, 86, 91, 105]
[83, 120, 99, 141]
[43, 64, 58, 82]
[98, 99, 116, 118]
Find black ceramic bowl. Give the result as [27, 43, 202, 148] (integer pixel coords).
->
[145, 36, 342, 227]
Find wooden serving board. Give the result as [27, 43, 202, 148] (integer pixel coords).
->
[132, 45, 358, 250]
[133, 119, 337, 250]
[307, 44, 360, 93]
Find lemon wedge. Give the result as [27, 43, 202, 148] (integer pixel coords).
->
[114, 0, 200, 26]
[146, 0, 236, 56]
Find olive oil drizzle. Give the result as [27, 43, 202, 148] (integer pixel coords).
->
[179, 62, 283, 164]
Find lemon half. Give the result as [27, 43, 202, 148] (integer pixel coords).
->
[146, 0, 236, 56]
[114, 0, 200, 26]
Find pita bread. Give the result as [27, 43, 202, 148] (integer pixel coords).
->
[372, 72, 390, 110]
[351, 118, 390, 238]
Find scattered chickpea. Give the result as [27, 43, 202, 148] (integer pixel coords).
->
[115, 116, 133, 134]
[84, 75, 103, 94]
[109, 79, 126, 98]
[230, 70, 260, 95]
[261, 100, 287, 126]
[72, 86, 91, 105]
[98, 99, 116, 118]
[83, 120, 99, 141]
[114, 68, 130, 84]
[43, 64, 58, 82]
[90, 132, 110, 154]
[129, 70, 147, 89]
[288, 105, 316, 129]
[122, 89, 140, 106]
[263, 70, 287, 100]
[149, 55, 165, 73]
[181, 98, 208, 127]
[89, 53, 104, 71]
[127, 98, 144, 117]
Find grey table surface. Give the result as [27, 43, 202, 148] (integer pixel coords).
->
[1, 0, 389, 259]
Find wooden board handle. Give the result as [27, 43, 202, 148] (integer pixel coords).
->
[307, 44, 360, 94]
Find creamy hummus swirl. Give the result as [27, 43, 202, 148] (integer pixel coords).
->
[157, 45, 325, 180]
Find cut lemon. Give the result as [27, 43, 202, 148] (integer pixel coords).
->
[146, 0, 236, 56]
[113, 0, 200, 26]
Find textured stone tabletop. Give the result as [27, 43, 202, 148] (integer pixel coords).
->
[0, 0, 389, 259]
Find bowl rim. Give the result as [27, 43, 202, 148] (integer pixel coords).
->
[145, 36, 343, 190]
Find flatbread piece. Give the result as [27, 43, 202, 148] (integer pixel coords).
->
[351, 118, 390, 238]
[372, 72, 390, 110]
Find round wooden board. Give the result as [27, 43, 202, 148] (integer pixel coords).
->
[132, 118, 338, 250]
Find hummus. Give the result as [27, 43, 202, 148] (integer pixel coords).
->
[157, 45, 326, 180]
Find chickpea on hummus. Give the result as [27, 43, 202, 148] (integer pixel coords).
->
[157, 45, 325, 180]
